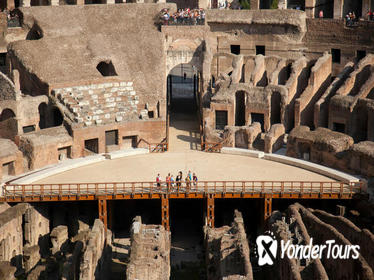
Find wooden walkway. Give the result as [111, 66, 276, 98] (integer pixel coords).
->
[1, 180, 363, 202]
[1, 180, 364, 231]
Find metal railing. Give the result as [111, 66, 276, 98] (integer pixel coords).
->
[137, 138, 168, 153]
[161, 18, 205, 26]
[201, 136, 230, 153]
[201, 141, 223, 153]
[2, 180, 363, 199]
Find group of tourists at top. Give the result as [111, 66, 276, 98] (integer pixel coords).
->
[156, 170, 198, 191]
[160, 8, 206, 25]
[345, 11, 359, 26]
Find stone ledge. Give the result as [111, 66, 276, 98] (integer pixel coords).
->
[9, 155, 106, 184]
[263, 153, 360, 184]
[105, 148, 149, 160]
[221, 147, 265, 158]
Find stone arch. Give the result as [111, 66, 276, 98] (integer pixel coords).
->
[167, 63, 199, 113]
[0, 108, 16, 121]
[166, 39, 203, 74]
[38, 103, 63, 129]
[96, 60, 118, 77]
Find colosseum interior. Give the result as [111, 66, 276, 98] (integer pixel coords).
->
[0, 0, 373, 279]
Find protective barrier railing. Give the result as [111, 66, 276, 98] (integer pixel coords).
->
[137, 138, 168, 153]
[2, 180, 364, 199]
[201, 142, 222, 153]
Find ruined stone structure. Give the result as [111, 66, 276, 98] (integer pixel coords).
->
[287, 126, 374, 177]
[0, 4, 372, 182]
[126, 216, 171, 280]
[0, 2, 373, 279]
[270, 203, 374, 280]
[0, 202, 111, 280]
[204, 210, 253, 280]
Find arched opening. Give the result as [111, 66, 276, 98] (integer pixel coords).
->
[235, 91, 246, 126]
[38, 103, 63, 129]
[38, 103, 48, 129]
[30, 0, 49, 6]
[287, 0, 305, 10]
[52, 106, 63, 126]
[26, 24, 43, 40]
[167, 63, 198, 114]
[314, 0, 334, 18]
[0, 109, 15, 121]
[260, 0, 278, 9]
[271, 91, 281, 125]
[343, 0, 362, 18]
[0, 109, 17, 139]
[167, 63, 200, 150]
[96, 61, 118, 76]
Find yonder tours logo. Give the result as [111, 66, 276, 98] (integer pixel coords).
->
[256, 231, 360, 267]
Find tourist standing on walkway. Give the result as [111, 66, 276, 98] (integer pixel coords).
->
[185, 175, 191, 191]
[170, 175, 175, 188]
[193, 173, 198, 188]
[176, 171, 182, 189]
[166, 173, 171, 191]
[188, 170, 193, 181]
[156, 173, 161, 189]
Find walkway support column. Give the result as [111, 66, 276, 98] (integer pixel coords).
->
[264, 196, 272, 222]
[207, 194, 215, 228]
[161, 195, 170, 231]
[98, 198, 108, 236]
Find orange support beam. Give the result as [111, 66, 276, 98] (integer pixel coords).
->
[98, 198, 108, 233]
[207, 194, 215, 228]
[161, 195, 170, 231]
[264, 196, 272, 222]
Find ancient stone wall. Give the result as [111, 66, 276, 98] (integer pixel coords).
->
[0, 72, 17, 101]
[312, 209, 374, 269]
[50, 225, 69, 255]
[79, 219, 111, 280]
[18, 126, 73, 170]
[298, 204, 374, 279]
[287, 126, 374, 177]
[0, 138, 23, 181]
[0, 261, 16, 280]
[126, 216, 171, 280]
[314, 62, 354, 128]
[294, 53, 331, 128]
[204, 210, 253, 280]
[264, 123, 285, 153]
[269, 203, 374, 279]
[0, 203, 28, 267]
